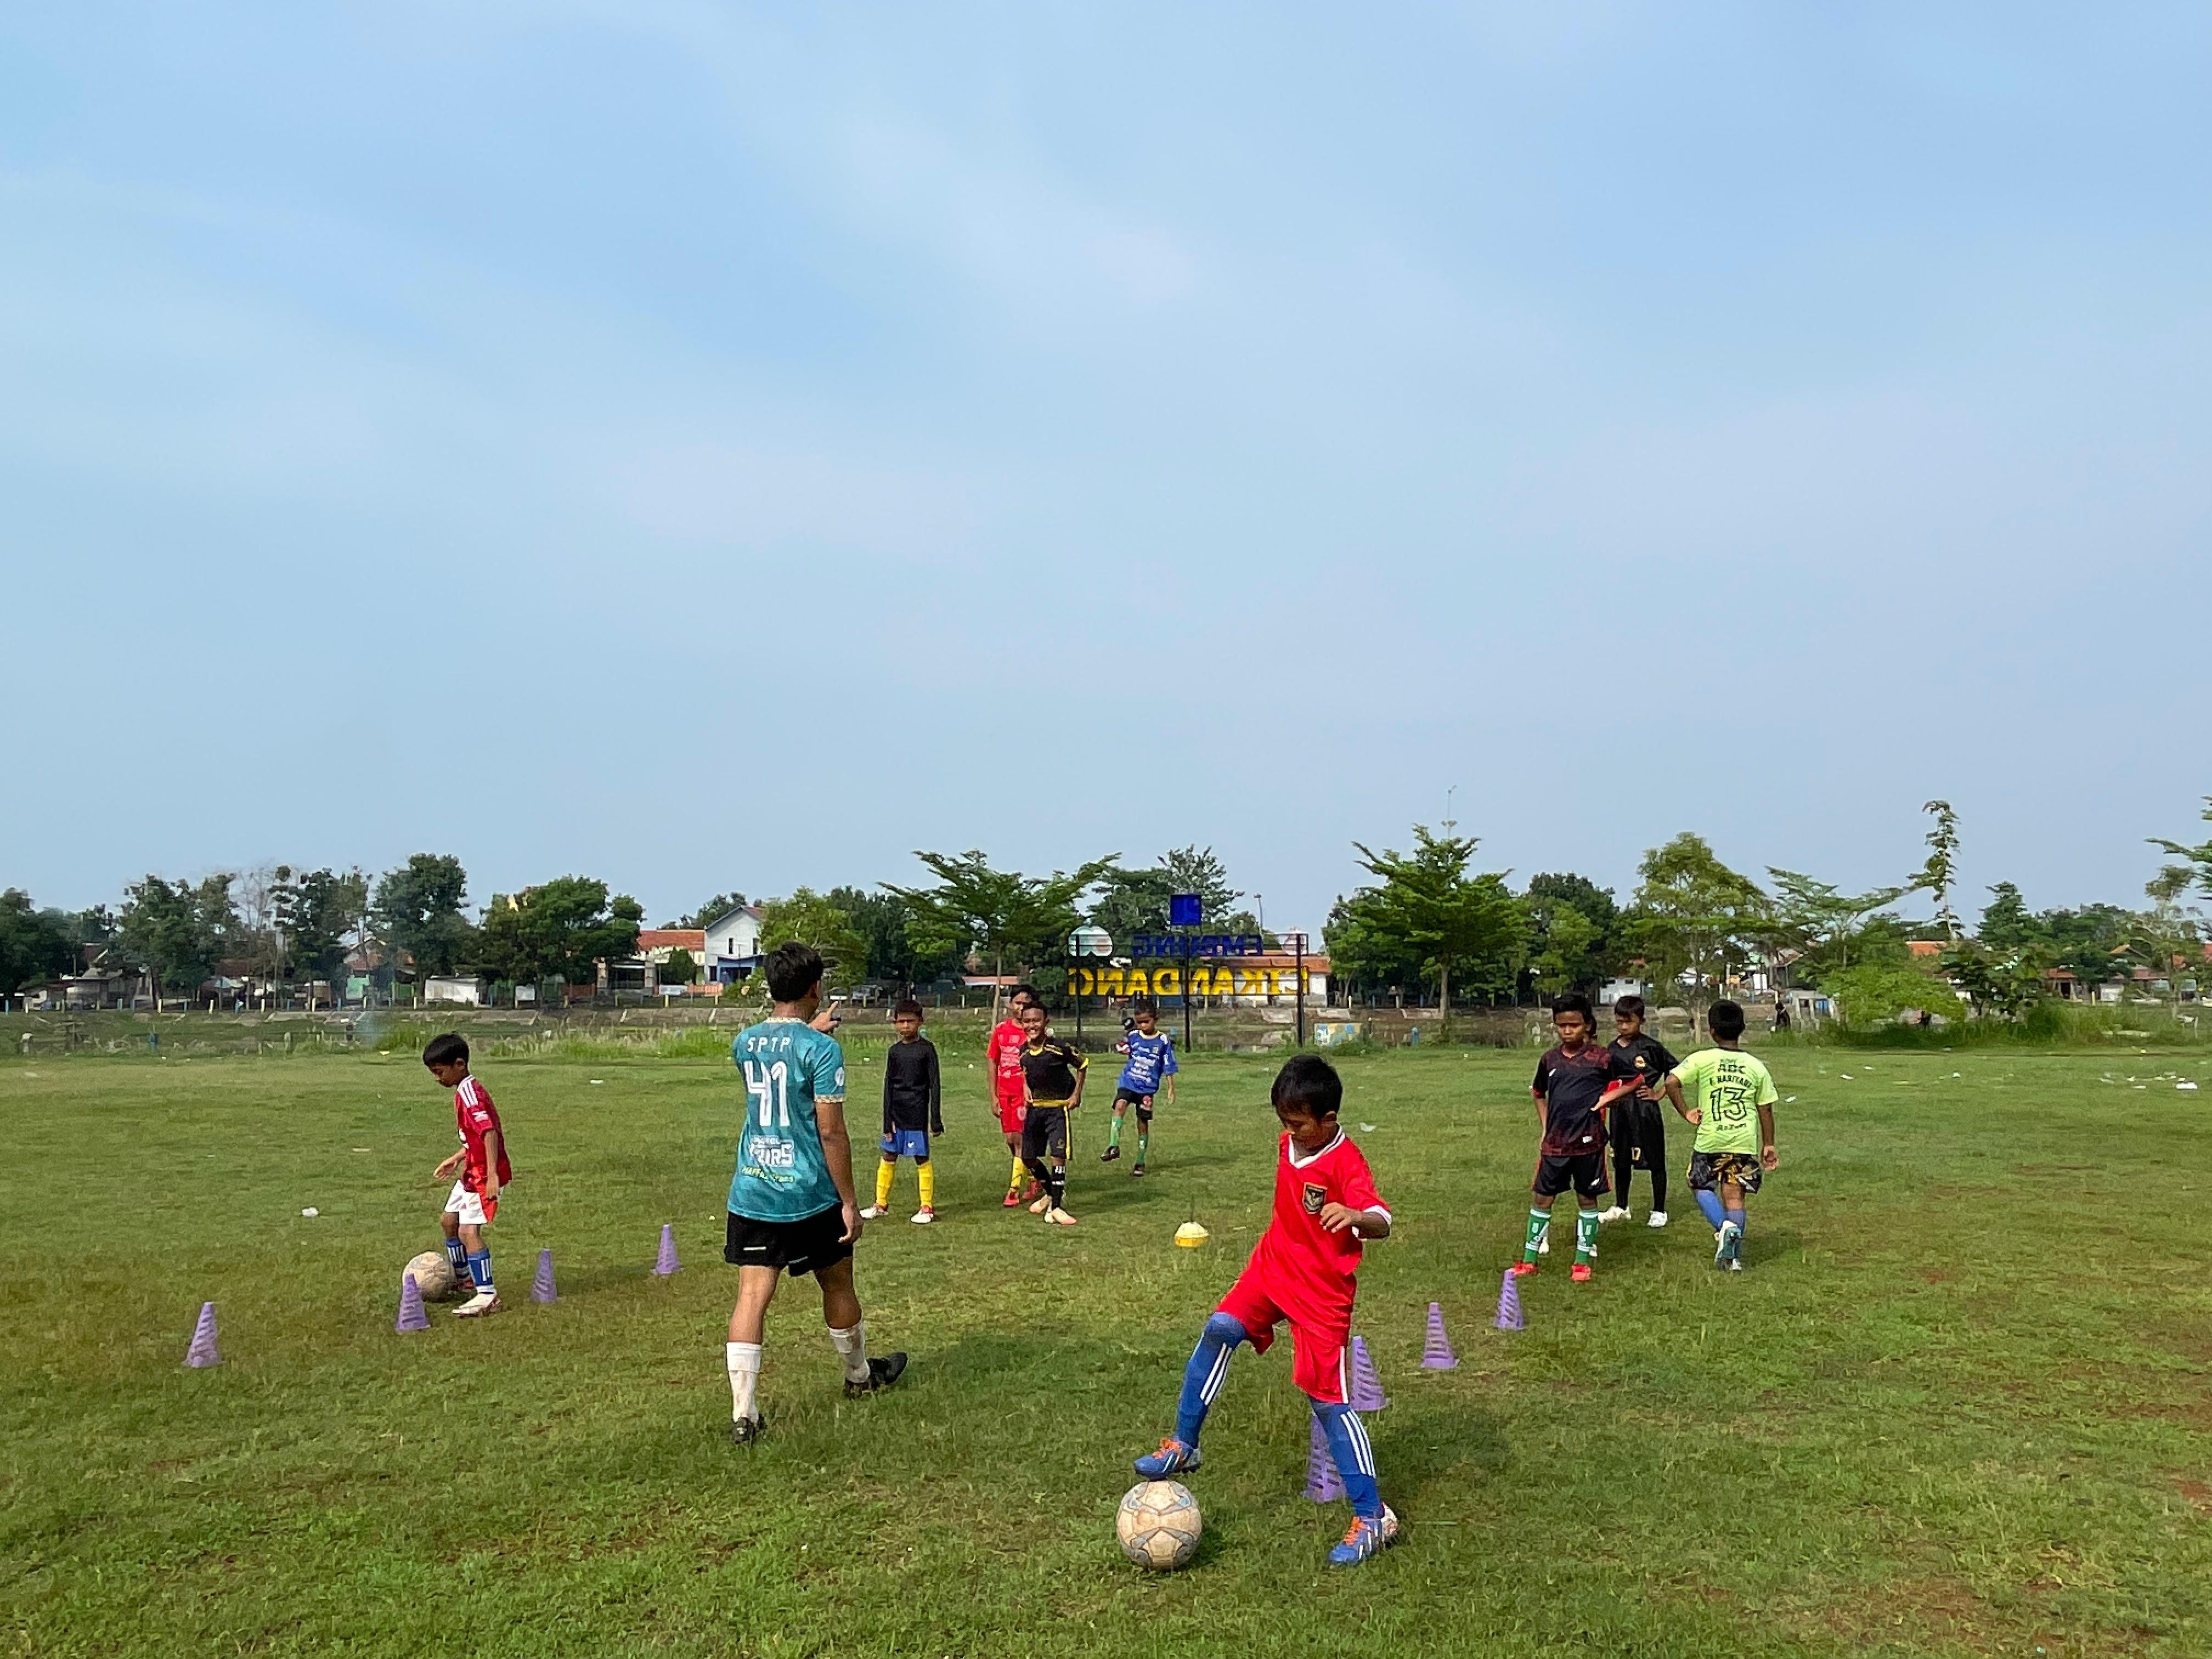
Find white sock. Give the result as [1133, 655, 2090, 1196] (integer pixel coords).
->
[828, 1320, 869, 1385]
[726, 1341, 762, 1422]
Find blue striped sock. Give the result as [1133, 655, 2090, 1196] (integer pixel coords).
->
[443, 1236, 469, 1277]
[1314, 1402, 1383, 1520]
[466, 1250, 493, 1294]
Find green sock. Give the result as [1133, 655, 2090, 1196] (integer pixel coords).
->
[1136, 1130, 1149, 1163]
[1521, 1208, 1549, 1262]
[1107, 1116, 1123, 1150]
[1575, 1209, 1599, 1263]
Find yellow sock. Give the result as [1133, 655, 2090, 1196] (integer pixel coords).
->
[1009, 1154, 1026, 1192]
[917, 1160, 935, 1209]
[875, 1160, 895, 1210]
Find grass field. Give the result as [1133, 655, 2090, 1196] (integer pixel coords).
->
[7, 1040, 2212, 1657]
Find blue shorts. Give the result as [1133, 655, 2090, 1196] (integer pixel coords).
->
[881, 1128, 931, 1160]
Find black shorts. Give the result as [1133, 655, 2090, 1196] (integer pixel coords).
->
[1022, 1103, 1069, 1161]
[1533, 1151, 1611, 1200]
[725, 1206, 853, 1277]
[1688, 1150, 1764, 1195]
[1616, 1099, 1666, 1160]
[1113, 1086, 1155, 1121]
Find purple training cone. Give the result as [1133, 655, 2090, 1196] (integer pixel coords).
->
[531, 1248, 557, 1304]
[1304, 1413, 1344, 1503]
[183, 1301, 221, 1368]
[653, 1224, 679, 1276]
[1493, 1268, 1525, 1333]
[1349, 1335, 1389, 1412]
[1420, 1300, 1459, 1369]
[396, 1271, 431, 1333]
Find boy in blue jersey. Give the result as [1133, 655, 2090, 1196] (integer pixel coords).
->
[1102, 1000, 1177, 1177]
[722, 943, 907, 1446]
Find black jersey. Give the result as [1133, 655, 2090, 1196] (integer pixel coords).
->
[1020, 1036, 1088, 1103]
[1609, 1033, 1680, 1101]
[883, 1037, 941, 1135]
[1532, 1042, 1639, 1156]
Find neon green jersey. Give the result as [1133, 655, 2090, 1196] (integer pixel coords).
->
[1672, 1046, 1779, 1156]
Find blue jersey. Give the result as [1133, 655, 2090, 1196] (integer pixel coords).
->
[727, 1018, 848, 1223]
[1116, 1029, 1178, 1096]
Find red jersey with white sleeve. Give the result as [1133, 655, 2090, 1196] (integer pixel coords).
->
[987, 1020, 1028, 1099]
[1215, 1128, 1389, 1404]
[454, 1074, 511, 1193]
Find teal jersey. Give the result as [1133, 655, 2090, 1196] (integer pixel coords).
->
[727, 1018, 848, 1222]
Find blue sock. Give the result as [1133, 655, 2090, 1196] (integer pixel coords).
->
[1724, 1207, 1745, 1236]
[1175, 1313, 1246, 1446]
[466, 1250, 493, 1294]
[1692, 1188, 1726, 1228]
[443, 1235, 469, 1276]
[1313, 1401, 1383, 1520]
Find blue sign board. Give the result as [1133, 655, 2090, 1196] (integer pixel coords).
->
[1131, 933, 1267, 959]
[1169, 893, 1203, 928]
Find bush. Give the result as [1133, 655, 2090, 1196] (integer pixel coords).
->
[1826, 964, 1963, 1030]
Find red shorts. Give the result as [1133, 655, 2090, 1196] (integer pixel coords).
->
[996, 1087, 1027, 1137]
[1216, 1263, 1352, 1405]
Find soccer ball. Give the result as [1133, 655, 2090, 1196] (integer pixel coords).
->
[404, 1251, 458, 1301]
[1117, 1480, 1201, 1570]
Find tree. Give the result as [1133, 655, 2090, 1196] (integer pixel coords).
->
[2151, 799, 2212, 899]
[660, 946, 701, 986]
[1978, 882, 2035, 952]
[371, 855, 475, 981]
[1091, 847, 1262, 947]
[276, 866, 369, 995]
[884, 850, 1118, 1024]
[474, 877, 642, 986]
[1623, 834, 1771, 1012]
[1826, 962, 1963, 1029]
[1334, 825, 1525, 1036]
[1521, 873, 1621, 997]
[1766, 868, 1909, 982]
[0, 890, 76, 995]
[2124, 868, 2204, 1014]
[119, 873, 237, 997]
[757, 889, 871, 994]
[824, 887, 959, 989]
[676, 892, 747, 929]
[1915, 799, 1962, 939]
[1942, 940, 2045, 1020]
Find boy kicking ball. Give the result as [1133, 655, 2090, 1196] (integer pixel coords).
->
[1101, 998, 1176, 1177]
[1135, 1055, 1399, 1567]
[1018, 1000, 1086, 1226]
[1665, 998, 1780, 1271]
[1517, 994, 1643, 1284]
[861, 999, 942, 1224]
[423, 1033, 507, 1317]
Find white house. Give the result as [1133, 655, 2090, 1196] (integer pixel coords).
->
[703, 904, 765, 985]
[425, 975, 486, 1006]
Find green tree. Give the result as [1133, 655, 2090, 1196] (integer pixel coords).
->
[884, 849, 1118, 1023]
[677, 892, 747, 929]
[1091, 847, 1262, 947]
[1521, 872, 1620, 996]
[1623, 834, 1771, 1012]
[1915, 799, 1962, 939]
[276, 866, 369, 994]
[0, 890, 77, 995]
[824, 887, 959, 988]
[1334, 825, 1525, 1036]
[2125, 868, 2204, 1013]
[371, 855, 475, 980]
[2151, 799, 2212, 898]
[1766, 868, 1909, 983]
[1942, 940, 2045, 1019]
[659, 946, 701, 986]
[758, 889, 871, 995]
[474, 877, 642, 986]
[119, 873, 237, 996]
[1978, 882, 2035, 952]
[1826, 962, 1963, 1029]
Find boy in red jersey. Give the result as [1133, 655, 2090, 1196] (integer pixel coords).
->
[988, 984, 1039, 1207]
[1134, 1054, 1400, 1566]
[424, 1032, 510, 1317]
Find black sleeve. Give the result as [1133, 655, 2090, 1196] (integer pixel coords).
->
[1652, 1041, 1681, 1075]
[926, 1041, 942, 1135]
[1531, 1055, 1549, 1096]
[882, 1051, 894, 1136]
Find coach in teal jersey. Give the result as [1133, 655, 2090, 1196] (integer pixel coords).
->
[720, 942, 907, 1445]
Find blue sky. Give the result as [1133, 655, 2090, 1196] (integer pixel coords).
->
[4, 3, 2207, 933]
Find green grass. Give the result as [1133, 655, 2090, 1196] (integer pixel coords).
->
[5, 1043, 2211, 1657]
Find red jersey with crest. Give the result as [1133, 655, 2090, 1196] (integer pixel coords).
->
[988, 1020, 1029, 1097]
[454, 1074, 511, 1193]
[1244, 1129, 1389, 1316]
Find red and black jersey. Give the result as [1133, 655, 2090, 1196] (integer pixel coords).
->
[1532, 1043, 1638, 1156]
[1246, 1130, 1389, 1313]
[453, 1074, 511, 1193]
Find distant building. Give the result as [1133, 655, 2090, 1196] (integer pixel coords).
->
[702, 904, 765, 985]
[424, 975, 486, 1006]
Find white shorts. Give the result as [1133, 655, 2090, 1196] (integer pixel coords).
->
[443, 1182, 491, 1227]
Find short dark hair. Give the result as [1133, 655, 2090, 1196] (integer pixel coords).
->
[1551, 992, 1594, 1024]
[1132, 998, 1157, 1017]
[422, 1032, 469, 1069]
[1020, 998, 1047, 1019]
[1272, 1053, 1342, 1120]
[1709, 999, 1746, 1040]
[1009, 983, 1040, 1004]
[1613, 994, 1646, 1019]
[892, 998, 924, 1020]
[764, 942, 825, 1003]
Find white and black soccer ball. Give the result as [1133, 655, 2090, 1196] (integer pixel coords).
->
[1117, 1480, 1201, 1570]
[404, 1250, 458, 1301]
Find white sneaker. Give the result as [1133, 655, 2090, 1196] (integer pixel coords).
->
[1597, 1206, 1629, 1224]
[860, 1205, 889, 1220]
[452, 1291, 502, 1318]
[910, 1206, 935, 1224]
[1646, 1210, 1669, 1228]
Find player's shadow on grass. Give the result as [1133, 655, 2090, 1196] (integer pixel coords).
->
[1365, 1403, 1508, 1513]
